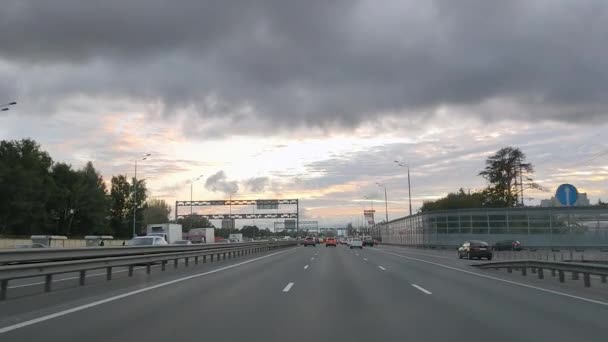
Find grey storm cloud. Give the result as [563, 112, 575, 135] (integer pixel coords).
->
[2, 0, 608, 131]
[204, 171, 239, 194]
[243, 177, 270, 192]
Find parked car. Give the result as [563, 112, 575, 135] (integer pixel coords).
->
[325, 237, 337, 247]
[129, 236, 168, 246]
[362, 236, 374, 247]
[349, 238, 363, 249]
[458, 240, 492, 260]
[339, 238, 347, 245]
[172, 240, 192, 245]
[492, 240, 522, 251]
[303, 237, 316, 247]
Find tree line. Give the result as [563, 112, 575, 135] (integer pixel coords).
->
[420, 147, 544, 212]
[0, 139, 183, 237]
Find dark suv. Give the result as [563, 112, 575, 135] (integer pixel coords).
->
[303, 237, 316, 247]
[458, 240, 492, 260]
[492, 240, 522, 251]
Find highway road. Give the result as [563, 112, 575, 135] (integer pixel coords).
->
[1, 244, 607, 341]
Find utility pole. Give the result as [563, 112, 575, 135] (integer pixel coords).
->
[132, 153, 151, 237]
[189, 174, 204, 230]
[394, 161, 412, 216]
[519, 156, 524, 207]
[376, 182, 389, 223]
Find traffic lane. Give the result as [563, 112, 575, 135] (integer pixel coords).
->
[377, 245, 608, 295]
[0, 245, 307, 341]
[266, 241, 456, 341]
[361, 247, 608, 341]
[381, 244, 608, 263]
[0, 246, 297, 324]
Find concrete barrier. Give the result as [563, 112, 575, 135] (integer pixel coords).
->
[0, 238, 126, 249]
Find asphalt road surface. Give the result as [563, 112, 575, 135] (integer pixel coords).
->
[1, 244, 607, 342]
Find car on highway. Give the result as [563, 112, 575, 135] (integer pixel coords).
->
[458, 240, 492, 260]
[303, 237, 316, 247]
[349, 237, 363, 249]
[129, 236, 168, 246]
[362, 236, 374, 247]
[172, 240, 192, 245]
[318, 237, 325, 243]
[325, 237, 337, 247]
[492, 240, 522, 251]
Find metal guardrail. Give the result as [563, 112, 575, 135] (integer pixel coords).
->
[0, 241, 297, 300]
[474, 260, 608, 288]
[0, 241, 277, 265]
[380, 242, 608, 252]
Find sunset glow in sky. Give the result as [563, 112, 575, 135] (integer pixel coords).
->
[2, 1, 608, 228]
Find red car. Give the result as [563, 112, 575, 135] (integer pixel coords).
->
[325, 237, 337, 247]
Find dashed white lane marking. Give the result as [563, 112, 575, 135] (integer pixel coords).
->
[311, 257, 315, 261]
[378, 266, 387, 271]
[0, 248, 296, 334]
[304, 265, 309, 270]
[411, 284, 432, 295]
[363, 258, 368, 261]
[283, 282, 295, 292]
[369, 248, 608, 307]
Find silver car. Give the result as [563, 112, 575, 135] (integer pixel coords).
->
[349, 238, 363, 249]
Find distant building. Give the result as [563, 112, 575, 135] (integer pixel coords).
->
[540, 192, 590, 207]
[221, 219, 235, 229]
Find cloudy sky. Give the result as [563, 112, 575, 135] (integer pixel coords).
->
[2, 0, 608, 228]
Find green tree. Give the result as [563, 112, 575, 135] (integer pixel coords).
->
[176, 216, 213, 232]
[110, 175, 131, 237]
[143, 198, 171, 226]
[240, 225, 259, 238]
[47, 162, 83, 235]
[0, 139, 54, 235]
[420, 188, 486, 212]
[479, 147, 542, 207]
[71, 162, 110, 236]
[127, 178, 148, 235]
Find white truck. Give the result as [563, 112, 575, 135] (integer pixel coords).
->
[188, 228, 215, 244]
[146, 224, 183, 244]
[228, 233, 243, 242]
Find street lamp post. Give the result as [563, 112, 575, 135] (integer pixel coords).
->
[376, 182, 389, 223]
[132, 153, 151, 238]
[189, 174, 204, 229]
[394, 161, 412, 216]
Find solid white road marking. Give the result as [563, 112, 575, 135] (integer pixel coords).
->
[369, 248, 608, 307]
[8, 266, 151, 289]
[411, 284, 432, 295]
[304, 265, 309, 270]
[0, 248, 296, 334]
[282, 282, 294, 292]
[363, 258, 368, 261]
[378, 266, 387, 271]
